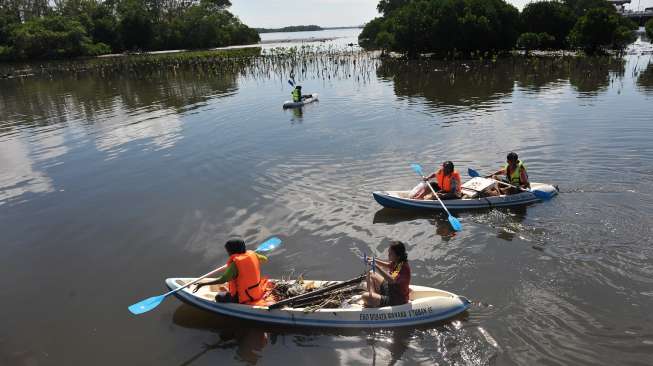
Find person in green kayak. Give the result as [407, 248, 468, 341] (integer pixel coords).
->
[193, 238, 269, 304]
[362, 241, 411, 308]
[487, 152, 530, 195]
[291, 85, 312, 103]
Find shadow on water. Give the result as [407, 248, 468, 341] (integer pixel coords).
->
[172, 304, 474, 366]
[372, 208, 460, 240]
[373, 206, 530, 242]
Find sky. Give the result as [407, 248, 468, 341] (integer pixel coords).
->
[230, 0, 653, 28]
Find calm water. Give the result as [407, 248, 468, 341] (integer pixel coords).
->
[1, 30, 653, 365]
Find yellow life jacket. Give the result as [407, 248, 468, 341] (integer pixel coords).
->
[291, 88, 301, 102]
[504, 161, 527, 185]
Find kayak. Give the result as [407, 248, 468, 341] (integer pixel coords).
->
[283, 93, 319, 109]
[166, 278, 470, 328]
[373, 182, 558, 211]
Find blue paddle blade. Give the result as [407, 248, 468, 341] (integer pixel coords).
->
[448, 215, 462, 231]
[128, 294, 166, 315]
[468, 168, 480, 178]
[288, 79, 294, 87]
[256, 237, 282, 252]
[410, 163, 424, 176]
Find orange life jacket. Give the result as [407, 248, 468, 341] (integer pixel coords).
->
[436, 169, 461, 193]
[227, 250, 265, 304]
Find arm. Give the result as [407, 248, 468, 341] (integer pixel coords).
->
[193, 263, 237, 291]
[488, 168, 505, 178]
[424, 168, 441, 181]
[372, 258, 392, 269]
[520, 169, 530, 188]
[374, 266, 394, 282]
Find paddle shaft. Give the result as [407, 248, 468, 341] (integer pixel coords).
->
[162, 265, 226, 298]
[493, 178, 529, 192]
[269, 274, 366, 309]
[423, 179, 454, 217]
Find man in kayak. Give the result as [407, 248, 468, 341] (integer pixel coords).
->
[414, 161, 462, 200]
[487, 152, 530, 195]
[362, 241, 411, 307]
[291, 85, 312, 103]
[193, 238, 268, 304]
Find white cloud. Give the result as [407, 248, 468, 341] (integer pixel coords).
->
[0, 135, 54, 204]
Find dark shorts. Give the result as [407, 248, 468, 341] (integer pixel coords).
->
[379, 281, 391, 307]
[216, 292, 239, 303]
[429, 182, 460, 200]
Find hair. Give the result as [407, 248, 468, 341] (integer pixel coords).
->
[225, 238, 246, 255]
[507, 152, 518, 162]
[442, 160, 454, 173]
[389, 241, 408, 263]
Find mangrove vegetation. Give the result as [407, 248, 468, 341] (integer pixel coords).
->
[359, 0, 638, 57]
[256, 25, 323, 33]
[0, 0, 259, 61]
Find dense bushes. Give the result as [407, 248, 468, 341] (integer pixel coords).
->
[521, 1, 576, 49]
[569, 7, 636, 52]
[360, 0, 520, 57]
[646, 18, 653, 40]
[360, 0, 637, 57]
[0, 0, 259, 60]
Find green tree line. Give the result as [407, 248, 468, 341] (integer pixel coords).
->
[647, 18, 653, 40]
[359, 0, 637, 57]
[256, 25, 323, 33]
[0, 0, 260, 60]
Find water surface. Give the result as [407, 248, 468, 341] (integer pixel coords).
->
[1, 31, 653, 365]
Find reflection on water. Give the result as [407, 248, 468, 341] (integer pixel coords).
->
[377, 56, 626, 111]
[172, 304, 487, 366]
[373, 206, 531, 242]
[0, 68, 242, 205]
[637, 60, 653, 92]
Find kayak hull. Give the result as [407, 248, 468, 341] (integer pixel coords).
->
[283, 93, 319, 109]
[166, 278, 470, 329]
[373, 182, 557, 211]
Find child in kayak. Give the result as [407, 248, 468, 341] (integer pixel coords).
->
[362, 241, 411, 307]
[193, 238, 268, 304]
[485, 152, 530, 196]
[291, 85, 313, 102]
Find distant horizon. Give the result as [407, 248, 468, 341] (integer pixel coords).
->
[231, 0, 653, 29]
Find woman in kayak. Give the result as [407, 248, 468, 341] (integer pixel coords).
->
[362, 241, 411, 307]
[413, 161, 462, 200]
[193, 238, 268, 304]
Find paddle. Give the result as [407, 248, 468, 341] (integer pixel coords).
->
[410, 163, 462, 232]
[128, 237, 282, 315]
[467, 168, 552, 200]
[288, 79, 294, 87]
[269, 273, 366, 309]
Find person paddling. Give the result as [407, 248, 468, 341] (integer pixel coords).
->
[291, 85, 312, 103]
[415, 161, 462, 200]
[362, 241, 411, 308]
[488, 152, 530, 195]
[193, 238, 268, 304]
